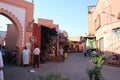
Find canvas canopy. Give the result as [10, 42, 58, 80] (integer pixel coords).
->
[86, 38, 96, 49]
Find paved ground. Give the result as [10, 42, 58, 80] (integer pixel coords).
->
[4, 53, 120, 80]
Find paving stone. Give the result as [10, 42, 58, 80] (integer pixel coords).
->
[4, 53, 120, 80]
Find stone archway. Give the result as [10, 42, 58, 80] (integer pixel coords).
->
[0, 8, 23, 64]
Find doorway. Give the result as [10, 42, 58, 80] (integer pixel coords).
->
[0, 12, 21, 64]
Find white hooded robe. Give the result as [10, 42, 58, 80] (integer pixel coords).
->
[0, 51, 4, 80]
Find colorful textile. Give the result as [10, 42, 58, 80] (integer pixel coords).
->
[86, 38, 96, 49]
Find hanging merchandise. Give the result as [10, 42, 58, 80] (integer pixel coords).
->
[86, 38, 96, 49]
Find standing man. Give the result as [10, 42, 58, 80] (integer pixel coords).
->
[83, 48, 87, 57]
[33, 45, 40, 68]
[59, 47, 64, 61]
[0, 50, 4, 80]
[22, 46, 30, 67]
[1, 46, 6, 64]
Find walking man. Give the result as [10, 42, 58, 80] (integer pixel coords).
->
[33, 45, 40, 68]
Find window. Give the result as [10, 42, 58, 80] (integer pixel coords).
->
[99, 38, 104, 53]
[94, 14, 101, 30]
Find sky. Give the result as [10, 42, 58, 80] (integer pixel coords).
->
[0, 15, 12, 31]
[0, 0, 97, 37]
[28, 0, 97, 37]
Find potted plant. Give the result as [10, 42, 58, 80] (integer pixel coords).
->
[86, 68, 94, 80]
[87, 54, 105, 80]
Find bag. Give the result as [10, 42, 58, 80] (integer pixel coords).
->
[64, 53, 68, 58]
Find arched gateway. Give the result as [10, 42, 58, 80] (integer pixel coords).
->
[0, 0, 34, 64]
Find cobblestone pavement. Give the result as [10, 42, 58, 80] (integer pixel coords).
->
[4, 53, 120, 80]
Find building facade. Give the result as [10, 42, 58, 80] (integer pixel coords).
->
[32, 18, 59, 62]
[6, 24, 18, 51]
[0, 0, 34, 64]
[88, 0, 120, 55]
[68, 36, 85, 53]
[0, 31, 6, 45]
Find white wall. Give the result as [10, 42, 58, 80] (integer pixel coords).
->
[0, 2, 26, 46]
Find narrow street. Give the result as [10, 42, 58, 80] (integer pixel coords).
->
[4, 53, 120, 80]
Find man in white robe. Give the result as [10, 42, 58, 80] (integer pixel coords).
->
[22, 47, 30, 66]
[0, 51, 4, 80]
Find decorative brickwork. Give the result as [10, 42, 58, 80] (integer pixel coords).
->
[0, 8, 23, 64]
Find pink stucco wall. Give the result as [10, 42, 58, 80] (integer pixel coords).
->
[37, 18, 59, 30]
[0, 0, 34, 64]
[88, 0, 120, 55]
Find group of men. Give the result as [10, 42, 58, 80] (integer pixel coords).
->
[83, 48, 97, 57]
[0, 45, 67, 80]
[22, 45, 40, 68]
[0, 45, 40, 80]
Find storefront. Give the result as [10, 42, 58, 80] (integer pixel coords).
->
[33, 19, 59, 62]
